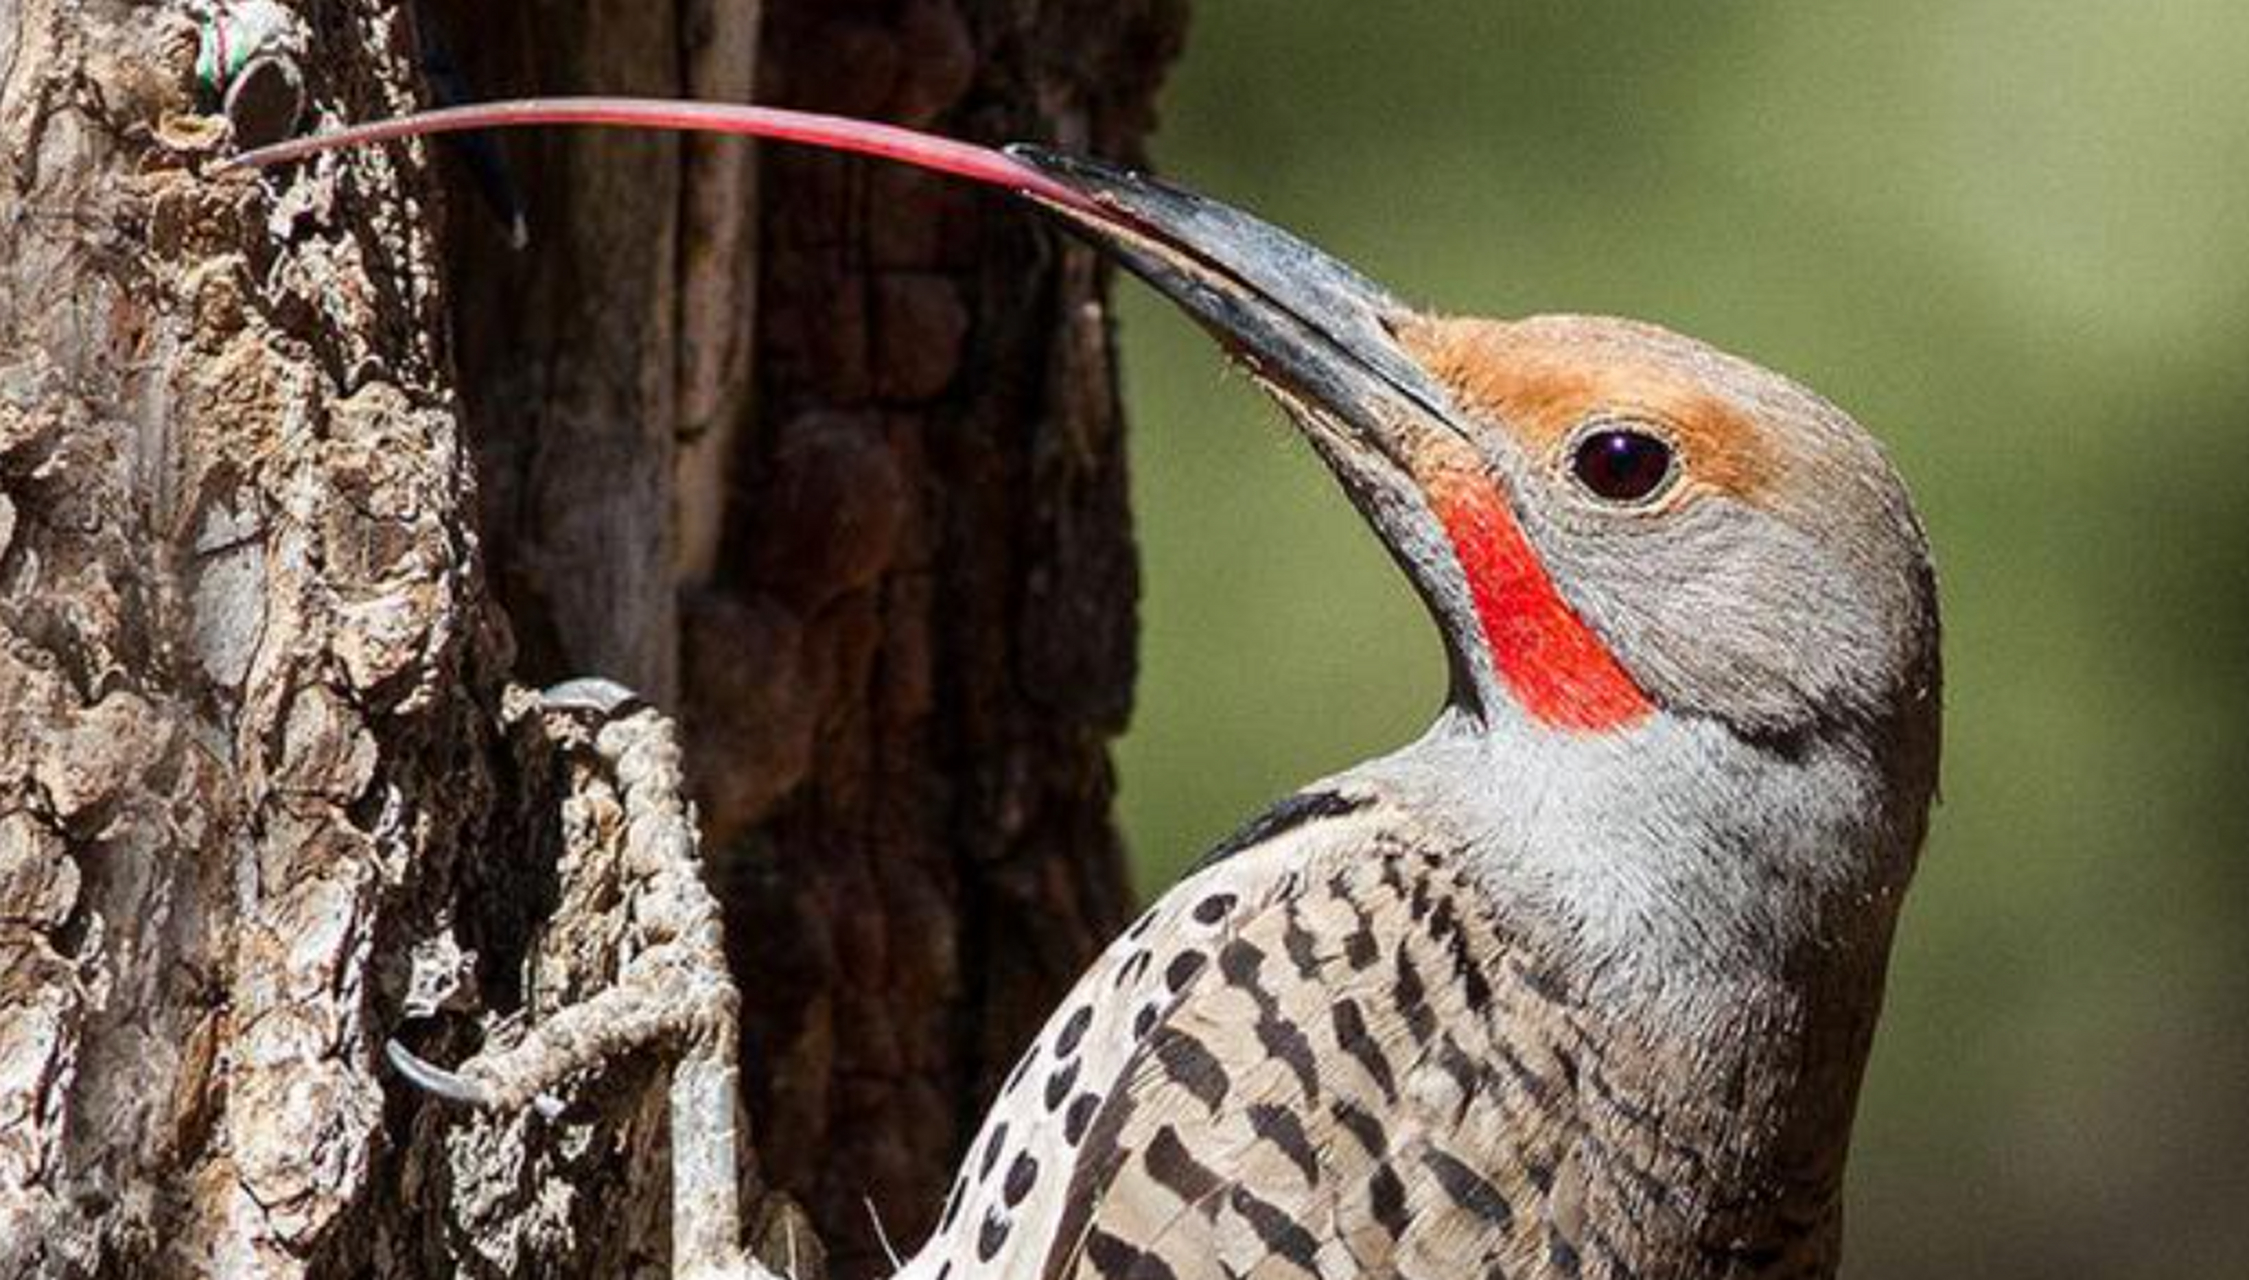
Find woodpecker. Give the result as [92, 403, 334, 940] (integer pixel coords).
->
[236, 100, 1940, 1280]
[895, 155, 1941, 1280]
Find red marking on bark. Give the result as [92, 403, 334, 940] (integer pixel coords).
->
[1425, 472, 1652, 731]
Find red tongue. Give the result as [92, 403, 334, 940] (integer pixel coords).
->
[225, 95, 1103, 215]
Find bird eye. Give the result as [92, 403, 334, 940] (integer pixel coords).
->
[1569, 426, 1676, 505]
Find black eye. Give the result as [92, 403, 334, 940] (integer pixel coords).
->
[1570, 427, 1676, 504]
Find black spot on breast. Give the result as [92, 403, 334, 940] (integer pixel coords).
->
[1281, 901, 1321, 978]
[1153, 1028, 1231, 1113]
[1228, 1185, 1321, 1270]
[1217, 938, 1266, 989]
[1445, 921, 1493, 1014]
[1427, 894, 1458, 943]
[979, 1121, 1009, 1180]
[1045, 1059, 1081, 1111]
[1163, 950, 1206, 994]
[977, 1209, 1011, 1262]
[1086, 1229, 1180, 1280]
[1380, 854, 1408, 897]
[1345, 927, 1379, 970]
[1434, 1036, 1482, 1122]
[1423, 1148, 1514, 1228]
[1064, 1092, 1099, 1144]
[1332, 998, 1398, 1101]
[1146, 1124, 1222, 1208]
[1330, 876, 1380, 970]
[1003, 1150, 1039, 1206]
[1133, 1004, 1159, 1039]
[1247, 1103, 1319, 1185]
[1331, 1099, 1387, 1156]
[1395, 951, 1435, 1044]
[1191, 789, 1371, 872]
[1192, 892, 1237, 925]
[1369, 1163, 1410, 1240]
[1054, 1004, 1093, 1058]
[1256, 1010, 1320, 1101]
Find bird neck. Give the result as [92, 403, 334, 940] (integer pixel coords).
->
[1348, 705, 1916, 1272]
[1407, 702, 1912, 974]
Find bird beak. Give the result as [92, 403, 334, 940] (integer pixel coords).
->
[1003, 148, 1549, 722]
[1003, 147, 1469, 478]
[228, 102, 1469, 464]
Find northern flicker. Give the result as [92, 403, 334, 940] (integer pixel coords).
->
[236, 99, 1941, 1280]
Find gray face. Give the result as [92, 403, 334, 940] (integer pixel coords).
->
[1321, 314, 1948, 984]
[1394, 313, 1942, 752]
[999, 148, 1938, 764]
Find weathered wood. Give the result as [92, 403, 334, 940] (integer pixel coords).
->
[712, 6, 1182, 1274]
[0, 1, 1181, 1276]
[1, 2, 498, 1274]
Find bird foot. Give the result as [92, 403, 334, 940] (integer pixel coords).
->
[392, 679, 788, 1280]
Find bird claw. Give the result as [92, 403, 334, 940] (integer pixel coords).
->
[394, 683, 776, 1279]
[384, 1037, 492, 1107]
[384, 1039, 567, 1118]
[540, 675, 643, 715]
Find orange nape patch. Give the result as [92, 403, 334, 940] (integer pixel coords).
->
[1398, 316, 1774, 501]
[1422, 467, 1653, 732]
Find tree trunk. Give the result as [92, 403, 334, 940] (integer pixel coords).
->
[0, 1, 1182, 1277]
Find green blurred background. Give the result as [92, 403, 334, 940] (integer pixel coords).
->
[1108, 3, 2249, 1276]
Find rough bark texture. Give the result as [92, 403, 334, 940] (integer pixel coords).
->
[721, 7, 1182, 1275]
[1, 3, 493, 1274]
[0, 1, 1182, 1277]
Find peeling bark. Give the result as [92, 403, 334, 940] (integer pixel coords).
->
[0, 1, 1181, 1277]
[2, 3, 491, 1273]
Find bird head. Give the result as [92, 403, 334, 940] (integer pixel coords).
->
[1011, 149, 1939, 762]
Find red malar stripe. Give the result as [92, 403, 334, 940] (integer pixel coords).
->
[1425, 472, 1652, 732]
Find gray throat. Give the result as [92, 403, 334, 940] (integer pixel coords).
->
[1326, 700, 1929, 1272]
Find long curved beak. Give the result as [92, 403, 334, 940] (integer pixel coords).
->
[227, 96, 1466, 464]
[1004, 146, 1463, 458]
[1007, 147, 1521, 719]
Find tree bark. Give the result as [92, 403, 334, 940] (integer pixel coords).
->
[0, 1, 1182, 1277]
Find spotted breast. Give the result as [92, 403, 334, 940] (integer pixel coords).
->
[897, 783, 1593, 1280]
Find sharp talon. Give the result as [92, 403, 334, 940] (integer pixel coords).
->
[385, 1038, 494, 1107]
[541, 677, 642, 715]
